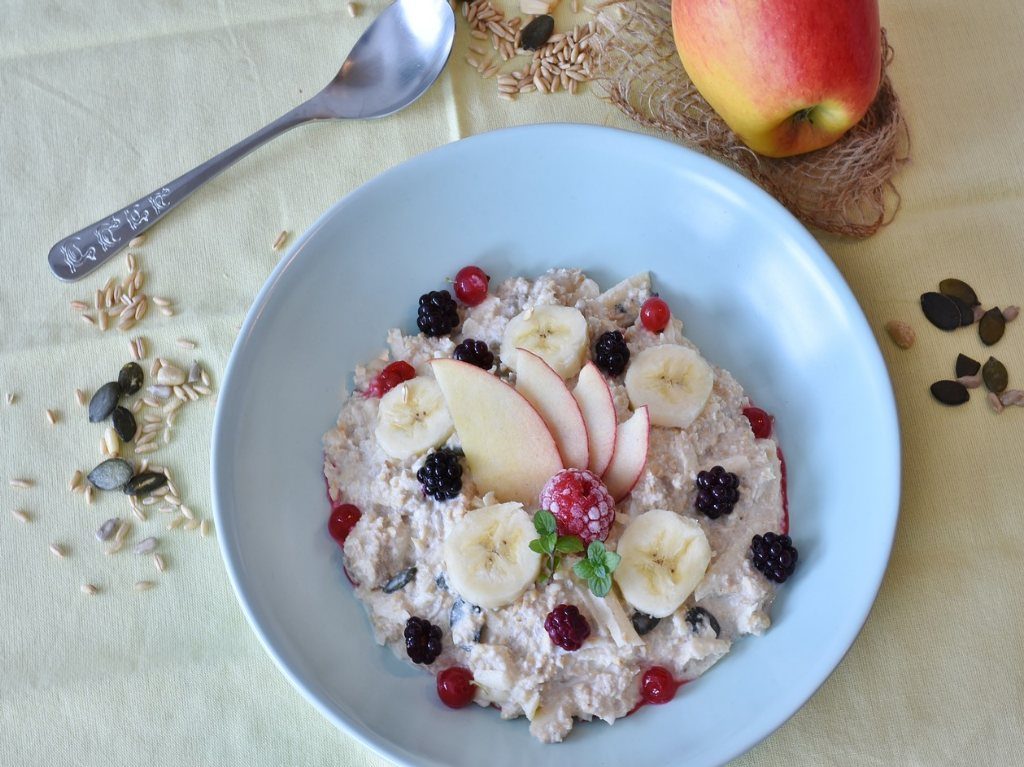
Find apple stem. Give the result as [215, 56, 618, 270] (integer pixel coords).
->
[792, 107, 815, 125]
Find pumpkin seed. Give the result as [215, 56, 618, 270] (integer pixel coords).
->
[930, 380, 970, 406]
[117, 362, 145, 395]
[631, 611, 661, 636]
[948, 295, 975, 326]
[979, 307, 1006, 345]
[955, 353, 981, 378]
[87, 458, 134, 490]
[382, 566, 417, 593]
[123, 471, 168, 497]
[434, 572, 448, 591]
[111, 406, 137, 442]
[520, 14, 554, 50]
[88, 382, 121, 423]
[982, 357, 1008, 393]
[938, 278, 979, 307]
[920, 292, 961, 331]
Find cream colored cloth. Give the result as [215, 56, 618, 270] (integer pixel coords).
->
[2, 1, 1022, 764]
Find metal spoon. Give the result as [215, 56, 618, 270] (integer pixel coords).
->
[48, 0, 455, 281]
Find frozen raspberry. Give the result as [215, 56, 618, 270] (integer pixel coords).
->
[539, 468, 615, 544]
[436, 667, 476, 708]
[365, 361, 416, 398]
[544, 604, 591, 651]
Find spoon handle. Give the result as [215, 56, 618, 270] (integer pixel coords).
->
[48, 101, 322, 282]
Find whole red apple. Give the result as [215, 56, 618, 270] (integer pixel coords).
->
[671, 0, 881, 158]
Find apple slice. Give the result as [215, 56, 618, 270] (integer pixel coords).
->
[431, 359, 563, 505]
[572, 361, 618, 477]
[514, 348, 589, 470]
[602, 406, 650, 502]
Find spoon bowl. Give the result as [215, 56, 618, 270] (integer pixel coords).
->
[48, 0, 456, 281]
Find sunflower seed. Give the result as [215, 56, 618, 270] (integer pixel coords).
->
[70, 300, 89, 312]
[118, 362, 145, 395]
[81, 583, 99, 595]
[69, 470, 83, 492]
[938, 278, 979, 308]
[180, 505, 195, 521]
[920, 292, 961, 331]
[1004, 306, 1020, 322]
[153, 553, 166, 572]
[49, 543, 66, 558]
[132, 506, 148, 522]
[102, 427, 121, 457]
[134, 580, 155, 592]
[87, 458, 133, 491]
[96, 518, 120, 541]
[159, 306, 175, 317]
[104, 541, 123, 555]
[85, 486, 95, 505]
[184, 519, 200, 531]
[152, 296, 172, 308]
[955, 354, 981, 378]
[123, 471, 168, 497]
[129, 234, 146, 248]
[147, 385, 172, 399]
[272, 230, 289, 251]
[200, 519, 212, 537]
[133, 536, 158, 555]
[930, 380, 970, 406]
[89, 382, 121, 422]
[74, 388, 87, 407]
[956, 374, 982, 389]
[9, 478, 33, 488]
[1000, 389, 1024, 406]
[166, 517, 184, 531]
[982, 357, 1009, 393]
[115, 519, 131, 542]
[979, 307, 1006, 345]
[6, 392, 15, 405]
[187, 362, 202, 384]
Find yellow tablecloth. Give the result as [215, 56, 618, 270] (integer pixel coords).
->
[2, 1, 1022, 764]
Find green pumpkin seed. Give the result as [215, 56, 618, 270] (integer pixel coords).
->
[930, 380, 969, 406]
[111, 406, 137, 442]
[88, 382, 121, 423]
[118, 362, 145, 395]
[982, 357, 1008, 393]
[979, 307, 1006, 345]
[920, 292, 961, 331]
[938, 278, 980, 307]
[521, 14, 554, 50]
[123, 471, 168, 496]
[87, 458, 134, 490]
[382, 566, 417, 593]
[955, 353, 981, 378]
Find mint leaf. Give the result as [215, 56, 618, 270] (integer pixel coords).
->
[573, 558, 596, 581]
[529, 539, 547, 555]
[540, 532, 557, 552]
[604, 551, 621, 571]
[591, 574, 613, 598]
[554, 535, 584, 554]
[587, 541, 608, 562]
[534, 510, 557, 536]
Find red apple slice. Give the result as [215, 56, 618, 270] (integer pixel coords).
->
[572, 361, 618, 477]
[514, 348, 589, 470]
[431, 359, 564, 505]
[602, 406, 650, 502]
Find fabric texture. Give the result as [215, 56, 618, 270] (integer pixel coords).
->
[2, 1, 1022, 765]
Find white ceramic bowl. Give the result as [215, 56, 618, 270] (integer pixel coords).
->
[212, 124, 900, 767]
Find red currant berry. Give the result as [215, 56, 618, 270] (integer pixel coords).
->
[641, 666, 679, 705]
[640, 296, 671, 333]
[436, 667, 476, 708]
[742, 406, 774, 439]
[328, 503, 361, 546]
[454, 266, 490, 307]
[365, 361, 416, 398]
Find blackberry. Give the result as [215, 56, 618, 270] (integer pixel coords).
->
[417, 290, 460, 337]
[544, 604, 591, 651]
[594, 331, 630, 375]
[685, 606, 721, 637]
[695, 465, 740, 519]
[404, 616, 443, 664]
[417, 449, 463, 501]
[452, 338, 494, 370]
[750, 532, 798, 584]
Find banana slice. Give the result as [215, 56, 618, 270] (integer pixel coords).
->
[624, 344, 714, 428]
[614, 508, 711, 618]
[443, 502, 541, 609]
[499, 304, 589, 379]
[374, 376, 454, 460]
